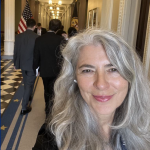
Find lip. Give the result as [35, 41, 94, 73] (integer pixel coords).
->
[93, 95, 114, 102]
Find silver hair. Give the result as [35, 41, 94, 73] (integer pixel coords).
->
[48, 29, 150, 150]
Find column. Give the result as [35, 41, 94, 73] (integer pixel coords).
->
[4, 0, 15, 55]
[38, 3, 41, 23]
[143, 6, 150, 79]
[30, 0, 35, 18]
[35, 1, 39, 23]
[100, 0, 113, 30]
[40, 3, 44, 26]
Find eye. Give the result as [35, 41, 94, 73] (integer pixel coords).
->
[82, 69, 93, 73]
[108, 68, 118, 72]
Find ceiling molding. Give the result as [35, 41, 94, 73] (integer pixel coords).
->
[38, 0, 73, 5]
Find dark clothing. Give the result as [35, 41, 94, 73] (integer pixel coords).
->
[32, 124, 58, 150]
[33, 32, 63, 114]
[33, 129, 127, 150]
[14, 29, 38, 71]
[22, 70, 36, 109]
[33, 32, 63, 77]
[13, 29, 38, 110]
[34, 27, 47, 35]
[42, 77, 56, 115]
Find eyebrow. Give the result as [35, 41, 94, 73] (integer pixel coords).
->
[78, 63, 114, 69]
[78, 64, 95, 69]
[105, 63, 113, 67]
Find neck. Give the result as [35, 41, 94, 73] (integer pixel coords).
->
[98, 113, 115, 140]
[27, 27, 34, 31]
[48, 30, 55, 32]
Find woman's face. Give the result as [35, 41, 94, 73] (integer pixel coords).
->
[76, 45, 128, 118]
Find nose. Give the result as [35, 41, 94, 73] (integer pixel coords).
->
[94, 72, 109, 90]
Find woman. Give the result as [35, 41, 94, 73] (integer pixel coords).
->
[33, 29, 150, 150]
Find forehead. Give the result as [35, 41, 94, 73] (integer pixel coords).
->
[79, 44, 106, 58]
[77, 44, 111, 65]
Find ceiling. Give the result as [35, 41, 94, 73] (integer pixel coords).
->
[38, 0, 73, 5]
[37, 0, 73, 19]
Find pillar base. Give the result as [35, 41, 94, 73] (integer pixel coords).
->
[4, 41, 14, 55]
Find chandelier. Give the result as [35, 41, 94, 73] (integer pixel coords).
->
[49, 0, 52, 4]
[48, 0, 62, 19]
[49, 0, 62, 5]
[58, 1, 62, 5]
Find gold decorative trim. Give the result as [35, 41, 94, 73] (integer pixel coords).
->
[143, 6, 150, 66]
[117, 0, 125, 34]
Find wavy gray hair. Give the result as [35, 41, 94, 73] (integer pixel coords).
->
[49, 29, 150, 150]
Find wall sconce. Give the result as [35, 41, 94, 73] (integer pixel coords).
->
[57, 7, 59, 10]
[50, 6, 53, 9]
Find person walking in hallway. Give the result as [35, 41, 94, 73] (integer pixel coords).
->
[34, 23, 47, 36]
[13, 19, 38, 115]
[33, 19, 63, 117]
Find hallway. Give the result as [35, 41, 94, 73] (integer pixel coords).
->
[1, 0, 150, 149]
[1, 70, 46, 150]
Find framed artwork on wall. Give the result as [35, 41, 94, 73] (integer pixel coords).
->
[88, 10, 93, 28]
[93, 8, 98, 27]
[88, 8, 98, 28]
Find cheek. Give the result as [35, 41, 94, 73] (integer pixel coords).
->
[111, 77, 128, 89]
[77, 77, 93, 91]
[114, 80, 129, 99]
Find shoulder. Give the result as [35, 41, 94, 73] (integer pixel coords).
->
[33, 130, 58, 150]
[30, 31, 39, 38]
[42, 28, 46, 30]
[15, 32, 24, 41]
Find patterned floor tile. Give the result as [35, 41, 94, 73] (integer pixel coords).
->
[1, 85, 12, 90]
[1, 109, 5, 114]
[1, 60, 23, 116]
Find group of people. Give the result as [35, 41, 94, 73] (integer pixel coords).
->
[14, 19, 76, 116]
[14, 18, 150, 150]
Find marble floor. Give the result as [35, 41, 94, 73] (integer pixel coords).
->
[1, 59, 23, 115]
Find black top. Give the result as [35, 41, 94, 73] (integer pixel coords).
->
[33, 32, 63, 77]
[34, 28, 47, 35]
[32, 130, 127, 150]
[32, 131, 58, 150]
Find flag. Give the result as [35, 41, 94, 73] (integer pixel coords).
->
[71, 1, 78, 31]
[18, 0, 33, 34]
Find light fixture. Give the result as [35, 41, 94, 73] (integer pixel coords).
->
[49, 0, 52, 4]
[58, 0, 62, 5]
[57, 11, 59, 13]
[50, 6, 53, 9]
[56, 17, 58, 19]
[57, 14, 59, 16]
[51, 11, 54, 13]
[52, 14, 55, 16]
[57, 7, 59, 10]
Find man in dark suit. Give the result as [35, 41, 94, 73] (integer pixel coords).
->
[34, 23, 47, 36]
[33, 19, 63, 116]
[13, 19, 38, 115]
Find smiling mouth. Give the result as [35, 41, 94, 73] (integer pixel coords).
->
[93, 95, 114, 102]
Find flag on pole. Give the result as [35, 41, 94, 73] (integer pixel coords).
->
[18, 0, 33, 34]
[71, 1, 78, 31]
